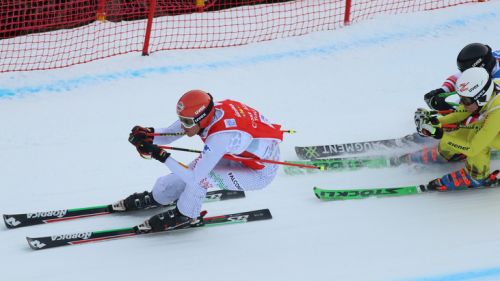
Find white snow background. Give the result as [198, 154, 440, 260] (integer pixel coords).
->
[1, 1, 500, 281]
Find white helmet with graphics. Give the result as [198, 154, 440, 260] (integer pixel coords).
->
[456, 67, 494, 107]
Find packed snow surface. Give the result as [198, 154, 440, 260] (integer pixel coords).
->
[1, 1, 500, 281]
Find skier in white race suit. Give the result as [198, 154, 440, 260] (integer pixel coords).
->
[115, 90, 284, 233]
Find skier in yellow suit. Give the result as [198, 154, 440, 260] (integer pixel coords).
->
[415, 67, 500, 191]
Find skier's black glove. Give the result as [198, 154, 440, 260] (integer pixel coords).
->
[129, 126, 154, 146]
[424, 88, 452, 111]
[137, 141, 170, 163]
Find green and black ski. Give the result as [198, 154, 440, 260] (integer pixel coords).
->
[314, 185, 425, 200]
[284, 155, 399, 175]
[314, 173, 500, 201]
[285, 150, 500, 175]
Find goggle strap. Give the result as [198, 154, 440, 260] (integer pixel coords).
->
[193, 93, 214, 124]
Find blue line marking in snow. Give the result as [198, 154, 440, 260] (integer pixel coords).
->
[400, 266, 500, 281]
[0, 11, 497, 98]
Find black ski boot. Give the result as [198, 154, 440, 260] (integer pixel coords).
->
[134, 208, 205, 234]
[112, 191, 161, 212]
[425, 178, 442, 191]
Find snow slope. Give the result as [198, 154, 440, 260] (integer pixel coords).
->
[1, 1, 500, 281]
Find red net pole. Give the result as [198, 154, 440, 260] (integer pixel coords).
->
[142, 0, 157, 56]
[97, 0, 106, 22]
[196, 0, 206, 12]
[344, 0, 352, 25]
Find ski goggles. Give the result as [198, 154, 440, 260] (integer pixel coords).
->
[459, 96, 476, 106]
[459, 94, 487, 106]
[178, 115, 197, 128]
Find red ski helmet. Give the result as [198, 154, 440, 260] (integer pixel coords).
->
[176, 90, 215, 129]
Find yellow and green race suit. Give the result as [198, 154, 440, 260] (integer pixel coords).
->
[437, 81, 500, 180]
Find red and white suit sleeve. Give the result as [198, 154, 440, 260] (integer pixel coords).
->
[152, 120, 185, 145]
[441, 73, 460, 92]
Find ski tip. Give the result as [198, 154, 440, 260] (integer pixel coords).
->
[3, 214, 10, 229]
[232, 190, 246, 198]
[216, 189, 246, 198]
[261, 209, 273, 219]
[312, 187, 321, 199]
[26, 237, 46, 250]
[3, 214, 19, 229]
[251, 209, 273, 220]
[26, 237, 34, 249]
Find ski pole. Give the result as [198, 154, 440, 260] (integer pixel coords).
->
[442, 124, 478, 130]
[429, 109, 469, 115]
[430, 109, 454, 115]
[158, 145, 324, 170]
[148, 129, 296, 137]
[147, 132, 186, 137]
[158, 145, 202, 154]
[223, 154, 324, 170]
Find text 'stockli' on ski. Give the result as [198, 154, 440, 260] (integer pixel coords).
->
[314, 185, 425, 200]
[314, 173, 500, 201]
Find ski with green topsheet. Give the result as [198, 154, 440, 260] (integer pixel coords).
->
[285, 150, 500, 175]
[314, 177, 500, 201]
